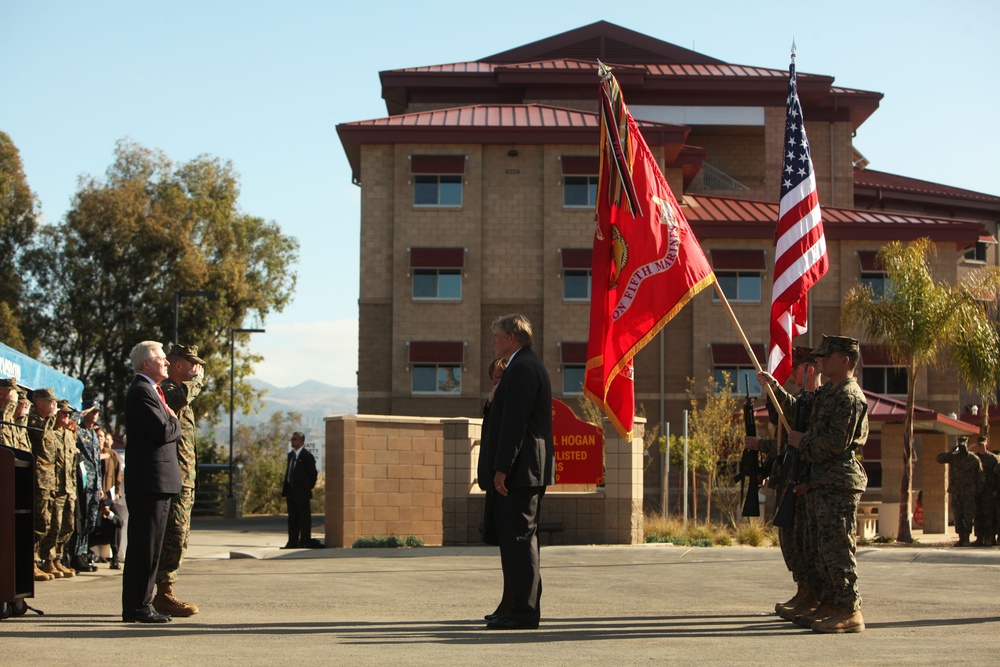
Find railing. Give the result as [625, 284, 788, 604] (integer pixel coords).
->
[193, 463, 243, 517]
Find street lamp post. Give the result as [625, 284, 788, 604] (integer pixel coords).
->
[225, 327, 265, 519]
[173, 289, 218, 345]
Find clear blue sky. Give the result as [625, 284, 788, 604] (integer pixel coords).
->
[4, 0, 997, 388]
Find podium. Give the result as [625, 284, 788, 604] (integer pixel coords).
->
[0, 445, 34, 618]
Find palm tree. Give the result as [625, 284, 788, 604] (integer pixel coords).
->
[951, 268, 1000, 438]
[842, 238, 960, 543]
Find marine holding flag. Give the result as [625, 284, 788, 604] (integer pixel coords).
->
[584, 63, 715, 441]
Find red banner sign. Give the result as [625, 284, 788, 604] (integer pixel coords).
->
[552, 399, 604, 485]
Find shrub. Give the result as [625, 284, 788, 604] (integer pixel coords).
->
[352, 535, 424, 549]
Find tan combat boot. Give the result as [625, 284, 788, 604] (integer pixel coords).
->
[53, 559, 76, 578]
[775, 583, 804, 614]
[153, 583, 199, 617]
[34, 563, 54, 581]
[812, 607, 865, 633]
[779, 588, 819, 622]
[40, 560, 66, 579]
[793, 600, 835, 628]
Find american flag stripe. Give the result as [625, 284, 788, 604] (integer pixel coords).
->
[768, 49, 829, 384]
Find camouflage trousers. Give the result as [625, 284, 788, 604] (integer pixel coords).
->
[974, 489, 996, 543]
[776, 486, 813, 589]
[35, 489, 74, 561]
[156, 486, 194, 585]
[951, 491, 976, 537]
[811, 488, 862, 611]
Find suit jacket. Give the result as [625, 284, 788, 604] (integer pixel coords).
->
[124, 375, 182, 495]
[282, 447, 317, 499]
[483, 346, 555, 488]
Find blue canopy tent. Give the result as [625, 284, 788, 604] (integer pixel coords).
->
[0, 341, 84, 408]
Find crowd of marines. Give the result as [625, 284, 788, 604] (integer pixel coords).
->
[0, 343, 206, 618]
[936, 434, 1000, 548]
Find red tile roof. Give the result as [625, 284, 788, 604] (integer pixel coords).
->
[682, 194, 984, 244]
[854, 168, 1000, 205]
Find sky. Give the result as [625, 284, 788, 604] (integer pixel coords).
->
[3, 0, 998, 389]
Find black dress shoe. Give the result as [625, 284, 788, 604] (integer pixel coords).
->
[304, 539, 326, 549]
[281, 542, 301, 549]
[109, 558, 121, 570]
[122, 611, 172, 624]
[486, 615, 539, 630]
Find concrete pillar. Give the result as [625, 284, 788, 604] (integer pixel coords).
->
[921, 433, 950, 535]
[602, 418, 645, 544]
[442, 418, 480, 546]
[879, 422, 906, 539]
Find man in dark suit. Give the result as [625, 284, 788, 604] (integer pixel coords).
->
[281, 431, 319, 548]
[122, 341, 182, 623]
[481, 314, 554, 630]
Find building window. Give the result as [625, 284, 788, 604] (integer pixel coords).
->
[564, 176, 598, 208]
[964, 241, 988, 263]
[561, 342, 588, 395]
[860, 273, 892, 300]
[408, 341, 464, 395]
[410, 247, 464, 301]
[410, 155, 465, 208]
[561, 248, 593, 302]
[859, 344, 907, 395]
[858, 250, 891, 300]
[413, 269, 461, 300]
[862, 367, 908, 395]
[709, 250, 765, 303]
[711, 343, 765, 395]
[561, 156, 599, 209]
[411, 364, 462, 394]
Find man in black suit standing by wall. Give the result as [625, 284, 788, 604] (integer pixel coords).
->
[122, 341, 182, 623]
[482, 314, 554, 630]
[282, 431, 319, 549]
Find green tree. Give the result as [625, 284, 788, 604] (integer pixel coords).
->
[950, 268, 1000, 438]
[0, 131, 40, 353]
[22, 138, 298, 430]
[237, 411, 304, 515]
[686, 372, 744, 526]
[842, 238, 961, 543]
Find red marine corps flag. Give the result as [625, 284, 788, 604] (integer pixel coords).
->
[584, 63, 715, 441]
[767, 44, 829, 384]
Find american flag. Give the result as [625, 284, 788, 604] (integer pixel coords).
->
[768, 46, 829, 384]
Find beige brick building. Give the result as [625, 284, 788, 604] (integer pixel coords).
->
[337, 21, 1000, 512]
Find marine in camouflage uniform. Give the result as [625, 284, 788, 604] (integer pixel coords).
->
[970, 437, 998, 547]
[11, 388, 33, 453]
[788, 336, 869, 634]
[0, 377, 19, 448]
[53, 400, 79, 576]
[28, 388, 64, 580]
[935, 436, 981, 547]
[747, 348, 823, 620]
[154, 344, 206, 617]
[70, 401, 103, 570]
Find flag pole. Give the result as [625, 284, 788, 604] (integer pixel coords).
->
[712, 281, 792, 433]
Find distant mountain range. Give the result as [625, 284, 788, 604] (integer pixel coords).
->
[204, 379, 357, 450]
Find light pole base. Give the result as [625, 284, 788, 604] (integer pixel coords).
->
[223, 497, 240, 520]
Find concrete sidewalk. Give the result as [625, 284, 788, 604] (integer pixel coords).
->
[4, 516, 999, 666]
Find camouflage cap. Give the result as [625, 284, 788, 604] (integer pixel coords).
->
[17, 387, 30, 401]
[167, 343, 206, 365]
[81, 399, 100, 414]
[32, 387, 57, 401]
[811, 335, 860, 356]
[0, 376, 17, 388]
[957, 435, 969, 446]
[57, 399, 74, 413]
[791, 346, 816, 367]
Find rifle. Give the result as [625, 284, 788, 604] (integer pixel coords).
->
[772, 391, 813, 528]
[734, 375, 760, 517]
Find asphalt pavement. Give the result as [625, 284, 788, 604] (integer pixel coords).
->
[4, 516, 999, 666]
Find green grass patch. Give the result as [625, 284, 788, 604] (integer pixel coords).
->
[352, 535, 425, 548]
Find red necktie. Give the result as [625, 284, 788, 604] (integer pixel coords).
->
[156, 384, 167, 407]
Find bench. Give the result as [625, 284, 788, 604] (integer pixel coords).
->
[857, 502, 879, 540]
